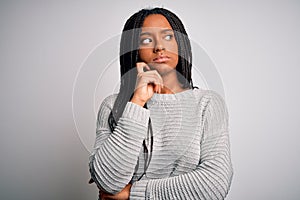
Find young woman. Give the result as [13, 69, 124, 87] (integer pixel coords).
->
[89, 7, 233, 200]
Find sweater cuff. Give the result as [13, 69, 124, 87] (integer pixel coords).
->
[122, 102, 150, 126]
[130, 180, 149, 199]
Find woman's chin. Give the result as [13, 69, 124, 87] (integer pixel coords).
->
[149, 63, 176, 73]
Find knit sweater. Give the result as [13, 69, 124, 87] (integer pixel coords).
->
[89, 88, 233, 199]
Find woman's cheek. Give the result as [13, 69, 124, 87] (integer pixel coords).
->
[139, 50, 153, 62]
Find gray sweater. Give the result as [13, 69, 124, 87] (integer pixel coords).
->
[89, 88, 233, 199]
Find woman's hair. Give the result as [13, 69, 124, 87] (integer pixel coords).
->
[108, 7, 196, 131]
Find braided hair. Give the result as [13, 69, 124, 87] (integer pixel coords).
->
[108, 7, 196, 131]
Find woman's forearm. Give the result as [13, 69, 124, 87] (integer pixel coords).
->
[89, 98, 150, 194]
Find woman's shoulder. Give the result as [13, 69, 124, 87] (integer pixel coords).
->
[192, 87, 227, 109]
[98, 93, 119, 110]
[193, 88, 229, 128]
[192, 87, 224, 101]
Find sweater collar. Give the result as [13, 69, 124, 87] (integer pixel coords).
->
[149, 88, 194, 101]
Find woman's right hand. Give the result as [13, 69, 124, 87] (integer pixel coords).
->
[130, 62, 164, 107]
[99, 184, 131, 200]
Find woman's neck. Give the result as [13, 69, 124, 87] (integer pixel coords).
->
[160, 70, 187, 94]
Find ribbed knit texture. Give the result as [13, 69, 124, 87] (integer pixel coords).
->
[89, 88, 233, 199]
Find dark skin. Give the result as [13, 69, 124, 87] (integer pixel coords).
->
[132, 14, 186, 107]
[99, 184, 132, 200]
[89, 14, 185, 200]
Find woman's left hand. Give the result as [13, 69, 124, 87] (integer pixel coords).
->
[99, 184, 132, 200]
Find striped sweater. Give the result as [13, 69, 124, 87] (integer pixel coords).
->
[89, 88, 233, 199]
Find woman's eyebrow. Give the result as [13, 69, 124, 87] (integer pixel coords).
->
[140, 32, 151, 37]
[161, 29, 174, 33]
[140, 29, 174, 36]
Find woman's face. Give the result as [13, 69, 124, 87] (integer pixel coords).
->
[138, 14, 179, 76]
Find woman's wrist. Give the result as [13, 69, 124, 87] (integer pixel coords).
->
[130, 97, 146, 107]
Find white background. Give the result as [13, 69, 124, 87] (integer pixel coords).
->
[1, 1, 299, 199]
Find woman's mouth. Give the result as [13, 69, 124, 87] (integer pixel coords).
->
[153, 56, 170, 63]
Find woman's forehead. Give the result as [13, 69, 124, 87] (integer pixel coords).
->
[142, 14, 173, 30]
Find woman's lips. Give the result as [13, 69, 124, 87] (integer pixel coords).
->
[153, 56, 170, 63]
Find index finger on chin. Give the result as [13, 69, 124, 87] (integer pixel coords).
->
[136, 62, 150, 73]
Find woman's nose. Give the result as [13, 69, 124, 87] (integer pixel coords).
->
[154, 41, 165, 53]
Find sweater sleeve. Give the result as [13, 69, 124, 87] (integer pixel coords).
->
[89, 95, 150, 194]
[129, 91, 233, 200]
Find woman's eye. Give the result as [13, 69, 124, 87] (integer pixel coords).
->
[165, 34, 174, 41]
[140, 38, 152, 44]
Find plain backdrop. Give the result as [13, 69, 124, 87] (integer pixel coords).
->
[1, 1, 300, 200]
